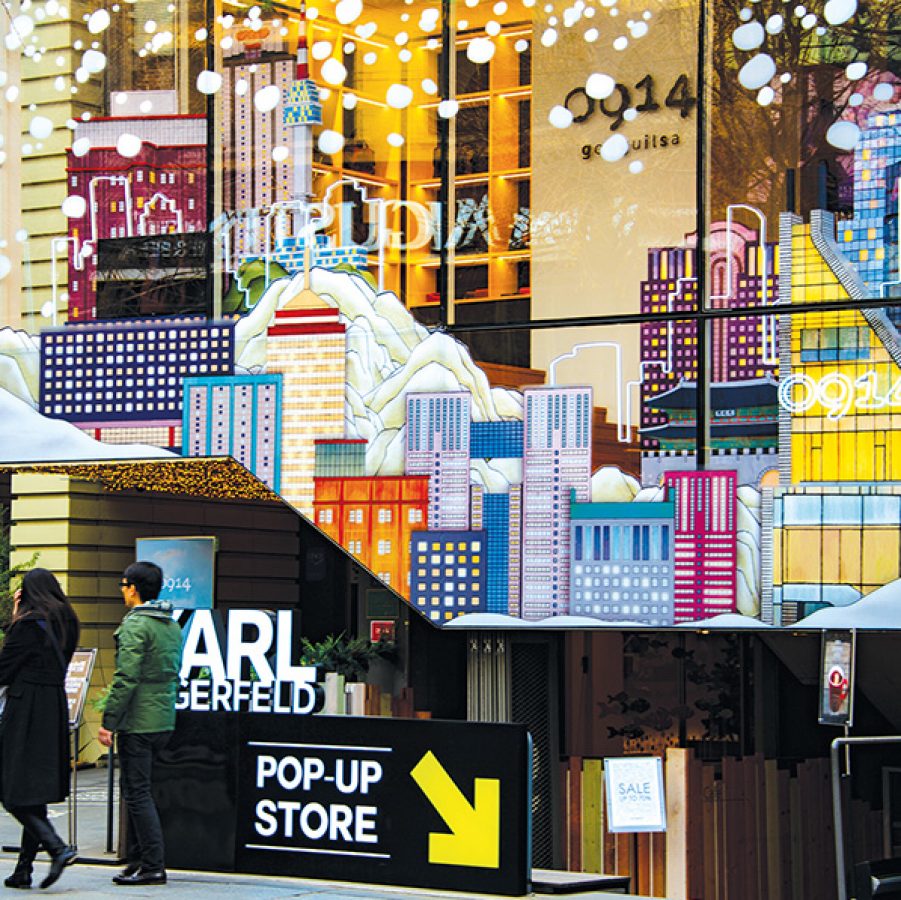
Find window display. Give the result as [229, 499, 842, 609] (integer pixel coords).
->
[0, 0, 900, 629]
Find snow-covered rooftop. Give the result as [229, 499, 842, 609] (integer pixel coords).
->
[0, 387, 172, 463]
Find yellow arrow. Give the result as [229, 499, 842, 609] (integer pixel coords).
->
[410, 750, 500, 869]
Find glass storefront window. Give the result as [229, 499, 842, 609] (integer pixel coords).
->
[2, 0, 901, 629]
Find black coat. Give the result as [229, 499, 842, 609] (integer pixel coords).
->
[0, 612, 78, 807]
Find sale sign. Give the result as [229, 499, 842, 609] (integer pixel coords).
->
[604, 756, 667, 834]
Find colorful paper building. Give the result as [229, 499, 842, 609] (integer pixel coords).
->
[568, 499, 676, 627]
[65, 114, 207, 321]
[182, 374, 282, 491]
[409, 530, 488, 622]
[40, 318, 234, 450]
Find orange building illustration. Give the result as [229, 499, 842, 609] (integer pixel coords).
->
[313, 475, 430, 597]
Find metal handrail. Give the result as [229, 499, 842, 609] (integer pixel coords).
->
[832, 735, 901, 900]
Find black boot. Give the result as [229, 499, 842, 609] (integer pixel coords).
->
[4, 864, 33, 889]
[39, 847, 76, 890]
[5, 826, 39, 888]
[8, 807, 75, 890]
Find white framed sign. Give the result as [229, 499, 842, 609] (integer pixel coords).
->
[819, 629, 856, 728]
[604, 756, 667, 834]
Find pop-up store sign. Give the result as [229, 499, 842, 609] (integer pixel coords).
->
[176, 609, 323, 716]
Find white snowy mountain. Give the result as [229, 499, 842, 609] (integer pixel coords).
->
[445, 612, 654, 629]
[0, 326, 39, 406]
[0, 387, 172, 462]
[237, 268, 523, 477]
[446, 611, 775, 630]
[793, 577, 901, 628]
[736, 486, 762, 618]
[592, 466, 641, 501]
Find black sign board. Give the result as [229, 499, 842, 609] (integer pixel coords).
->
[65, 648, 96, 728]
[157, 712, 531, 896]
[96, 278, 210, 320]
[98, 232, 211, 272]
[365, 588, 399, 619]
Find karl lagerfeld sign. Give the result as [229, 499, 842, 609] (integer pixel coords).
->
[159, 618, 532, 894]
[175, 609, 323, 715]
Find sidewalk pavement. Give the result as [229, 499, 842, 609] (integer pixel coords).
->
[0, 767, 645, 899]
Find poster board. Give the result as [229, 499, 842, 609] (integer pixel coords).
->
[66, 648, 96, 728]
[135, 536, 217, 610]
[819, 629, 856, 727]
[604, 756, 667, 833]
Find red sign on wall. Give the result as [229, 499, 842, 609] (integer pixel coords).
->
[370, 620, 396, 643]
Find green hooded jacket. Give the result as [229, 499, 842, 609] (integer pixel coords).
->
[102, 600, 183, 734]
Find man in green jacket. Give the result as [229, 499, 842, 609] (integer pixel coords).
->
[98, 561, 183, 887]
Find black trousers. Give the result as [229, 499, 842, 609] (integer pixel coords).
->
[119, 731, 171, 872]
[6, 804, 65, 859]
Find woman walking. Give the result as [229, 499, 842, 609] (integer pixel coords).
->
[0, 568, 79, 889]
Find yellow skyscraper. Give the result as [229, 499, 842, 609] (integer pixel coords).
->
[267, 285, 347, 514]
[781, 209, 901, 483]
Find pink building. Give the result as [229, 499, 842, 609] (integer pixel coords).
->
[663, 470, 738, 623]
[639, 222, 779, 447]
[65, 115, 207, 320]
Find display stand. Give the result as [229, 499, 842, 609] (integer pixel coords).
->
[64, 649, 96, 852]
[67, 726, 79, 847]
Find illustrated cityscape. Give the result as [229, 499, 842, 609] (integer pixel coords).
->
[5, 4, 901, 630]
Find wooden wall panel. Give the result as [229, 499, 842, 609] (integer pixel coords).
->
[563, 752, 854, 900]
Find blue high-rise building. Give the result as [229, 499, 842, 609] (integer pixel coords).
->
[841, 109, 901, 299]
[569, 499, 676, 627]
[409, 530, 487, 623]
[482, 493, 510, 614]
[470, 420, 524, 459]
[183, 373, 282, 492]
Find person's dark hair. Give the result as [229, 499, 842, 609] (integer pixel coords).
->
[16, 567, 80, 654]
[123, 561, 163, 603]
